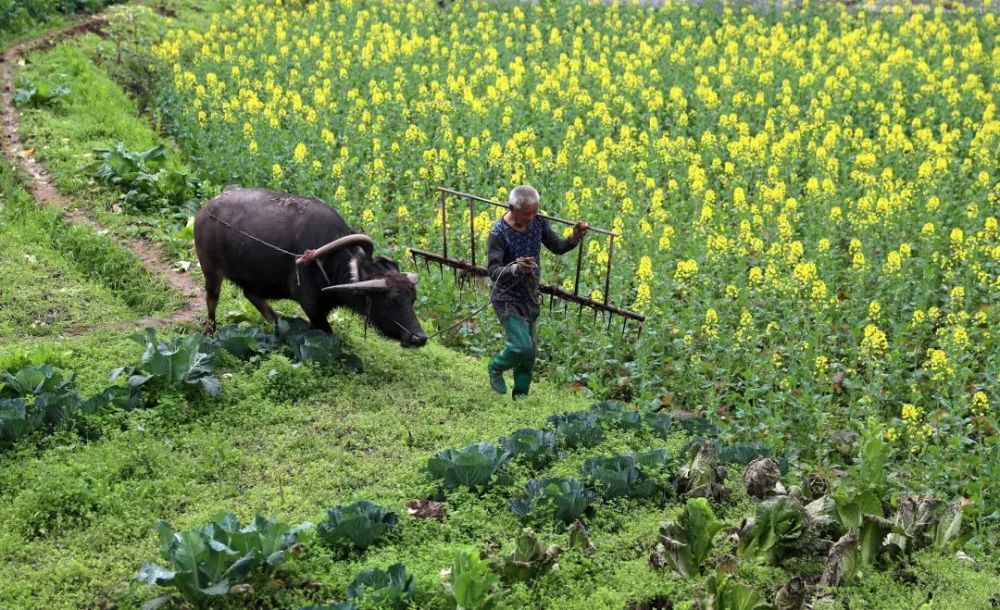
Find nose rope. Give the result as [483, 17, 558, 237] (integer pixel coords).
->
[393, 319, 420, 338]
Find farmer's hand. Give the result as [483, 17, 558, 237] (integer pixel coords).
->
[572, 221, 590, 241]
[516, 257, 538, 275]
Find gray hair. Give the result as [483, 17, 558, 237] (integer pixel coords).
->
[508, 185, 539, 211]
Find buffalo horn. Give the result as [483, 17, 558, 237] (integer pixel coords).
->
[297, 234, 375, 265]
[322, 278, 390, 293]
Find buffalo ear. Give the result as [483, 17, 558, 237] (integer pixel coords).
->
[375, 256, 400, 272]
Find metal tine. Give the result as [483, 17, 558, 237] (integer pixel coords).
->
[621, 315, 628, 336]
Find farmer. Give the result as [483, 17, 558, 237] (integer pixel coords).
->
[486, 185, 589, 399]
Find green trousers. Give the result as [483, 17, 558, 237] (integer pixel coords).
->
[490, 313, 538, 398]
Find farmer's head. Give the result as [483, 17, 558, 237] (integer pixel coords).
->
[508, 184, 539, 229]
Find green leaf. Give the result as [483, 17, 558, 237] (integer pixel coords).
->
[347, 563, 414, 609]
[589, 401, 642, 430]
[658, 498, 724, 577]
[934, 502, 964, 550]
[499, 428, 556, 467]
[318, 501, 397, 553]
[427, 442, 511, 491]
[509, 477, 596, 525]
[738, 496, 806, 565]
[706, 571, 774, 610]
[858, 514, 892, 567]
[447, 548, 500, 610]
[546, 411, 604, 448]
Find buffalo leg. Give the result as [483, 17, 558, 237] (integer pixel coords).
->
[243, 291, 278, 324]
[203, 269, 223, 336]
[304, 308, 333, 334]
[299, 295, 333, 334]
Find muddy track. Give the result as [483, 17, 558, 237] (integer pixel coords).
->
[0, 15, 205, 335]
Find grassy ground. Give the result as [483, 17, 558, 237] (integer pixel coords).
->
[2, 327, 997, 610]
[0, 2, 997, 610]
[0, 160, 178, 341]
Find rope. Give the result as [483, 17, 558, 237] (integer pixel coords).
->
[424, 260, 524, 341]
[205, 211, 303, 258]
[205, 211, 333, 286]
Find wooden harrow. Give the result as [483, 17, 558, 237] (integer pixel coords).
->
[409, 186, 646, 337]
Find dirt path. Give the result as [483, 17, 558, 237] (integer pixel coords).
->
[0, 16, 205, 333]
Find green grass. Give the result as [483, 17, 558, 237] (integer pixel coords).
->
[0, 161, 178, 341]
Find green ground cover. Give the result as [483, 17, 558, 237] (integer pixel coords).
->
[0, 160, 177, 340]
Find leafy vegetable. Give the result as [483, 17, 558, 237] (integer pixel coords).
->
[567, 519, 596, 556]
[0, 364, 140, 449]
[644, 412, 674, 439]
[317, 501, 397, 554]
[346, 563, 414, 609]
[498, 428, 556, 467]
[276, 317, 361, 370]
[832, 488, 882, 530]
[93, 141, 203, 212]
[581, 455, 639, 499]
[545, 411, 604, 448]
[674, 415, 721, 437]
[857, 418, 889, 495]
[137, 513, 308, 608]
[858, 513, 892, 567]
[582, 450, 671, 499]
[885, 496, 941, 555]
[1, 363, 74, 397]
[677, 441, 727, 501]
[211, 325, 276, 360]
[804, 495, 839, 537]
[742, 457, 784, 499]
[499, 528, 562, 582]
[589, 401, 642, 430]
[509, 477, 596, 525]
[427, 442, 511, 491]
[653, 498, 724, 577]
[719, 442, 773, 466]
[737, 496, 806, 565]
[444, 548, 501, 610]
[13, 78, 69, 107]
[704, 572, 774, 610]
[114, 328, 221, 397]
[819, 529, 861, 588]
[933, 501, 966, 550]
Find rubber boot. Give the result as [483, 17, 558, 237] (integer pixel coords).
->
[487, 361, 507, 394]
[490, 315, 534, 400]
[490, 315, 534, 368]
[510, 320, 537, 399]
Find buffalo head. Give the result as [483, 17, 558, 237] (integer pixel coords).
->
[323, 255, 427, 348]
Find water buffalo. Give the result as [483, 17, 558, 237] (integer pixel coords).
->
[194, 187, 427, 347]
